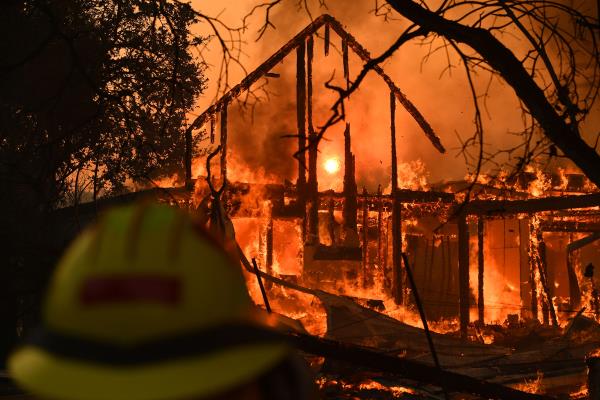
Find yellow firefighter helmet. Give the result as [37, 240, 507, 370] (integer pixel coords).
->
[8, 203, 287, 400]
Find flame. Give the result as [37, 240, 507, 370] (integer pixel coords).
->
[323, 157, 341, 175]
[512, 371, 544, 394]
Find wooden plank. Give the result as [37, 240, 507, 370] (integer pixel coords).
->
[465, 193, 600, 216]
[395, 189, 455, 203]
[458, 214, 470, 339]
[478, 217, 485, 324]
[296, 43, 307, 212]
[540, 220, 600, 232]
[528, 220, 539, 322]
[307, 35, 318, 243]
[342, 37, 349, 90]
[535, 230, 558, 326]
[362, 187, 368, 287]
[342, 123, 357, 230]
[391, 91, 403, 305]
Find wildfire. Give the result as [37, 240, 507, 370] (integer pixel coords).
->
[323, 157, 341, 174]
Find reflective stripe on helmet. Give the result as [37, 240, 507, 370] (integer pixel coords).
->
[24, 324, 287, 366]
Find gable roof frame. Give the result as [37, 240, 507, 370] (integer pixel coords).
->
[184, 14, 445, 184]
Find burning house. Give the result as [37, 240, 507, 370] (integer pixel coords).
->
[45, 13, 600, 399]
[184, 15, 599, 324]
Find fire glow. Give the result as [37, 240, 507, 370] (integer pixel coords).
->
[323, 157, 341, 175]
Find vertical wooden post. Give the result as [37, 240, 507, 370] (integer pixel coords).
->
[587, 354, 600, 400]
[220, 104, 228, 183]
[210, 114, 216, 143]
[528, 220, 539, 322]
[567, 233, 582, 310]
[377, 185, 383, 269]
[296, 43, 307, 212]
[458, 213, 470, 340]
[307, 36, 318, 243]
[536, 229, 558, 326]
[477, 217, 485, 325]
[390, 91, 403, 305]
[362, 187, 369, 288]
[343, 123, 357, 231]
[384, 216, 390, 289]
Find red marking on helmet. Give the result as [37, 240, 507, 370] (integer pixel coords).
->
[80, 276, 181, 306]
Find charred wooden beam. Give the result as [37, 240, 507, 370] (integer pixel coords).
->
[307, 35, 319, 243]
[477, 217, 484, 325]
[251, 258, 272, 313]
[588, 355, 600, 400]
[362, 187, 369, 288]
[391, 91, 398, 201]
[529, 247, 539, 321]
[464, 193, 600, 216]
[395, 189, 455, 203]
[391, 201, 402, 305]
[342, 37, 349, 90]
[566, 238, 581, 310]
[324, 22, 330, 56]
[458, 213, 470, 340]
[210, 114, 216, 144]
[568, 231, 600, 252]
[567, 232, 600, 309]
[541, 220, 600, 232]
[324, 188, 454, 204]
[296, 43, 307, 214]
[343, 123, 358, 230]
[391, 92, 403, 305]
[186, 15, 444, 155]
[528, 220, 539, 322]
[289, 333, 552, 400]
[265, 72, 280, 78]
[535, 229, 558, 326]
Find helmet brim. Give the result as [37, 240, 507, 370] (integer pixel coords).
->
[9, 342, 288, 400]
